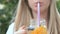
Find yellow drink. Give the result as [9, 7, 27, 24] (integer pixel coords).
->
[28, 19, 47, 34]
[30, 25, 47, 34]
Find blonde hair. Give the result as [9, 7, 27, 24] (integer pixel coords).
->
[14, 0, 60, 34]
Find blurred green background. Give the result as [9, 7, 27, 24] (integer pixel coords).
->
[0, 0, 60, 34]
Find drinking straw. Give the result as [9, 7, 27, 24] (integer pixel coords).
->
[37, 2, 40, 27]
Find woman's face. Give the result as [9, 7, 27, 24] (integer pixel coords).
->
[28, 0, 50, 13]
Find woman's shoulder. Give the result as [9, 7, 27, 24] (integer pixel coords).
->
[6, 22, 14, 34]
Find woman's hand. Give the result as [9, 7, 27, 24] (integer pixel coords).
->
[14, 26, 27, 34]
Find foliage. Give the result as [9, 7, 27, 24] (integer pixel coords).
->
[0, 0, 18, 34]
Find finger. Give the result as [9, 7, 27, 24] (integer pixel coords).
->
[21, 29, 28, 34]
[15, 29, 27, 34]
[21, 30, 27, 34]
[19, 25, 26, 29]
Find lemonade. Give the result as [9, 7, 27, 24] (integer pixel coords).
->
[28, 19, 47, 34]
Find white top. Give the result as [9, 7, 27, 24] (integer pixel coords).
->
[6, 23, 14, 34]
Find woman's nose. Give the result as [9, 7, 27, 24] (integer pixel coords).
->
[34, 0, 40, 2]
[34, 0, 43, 3]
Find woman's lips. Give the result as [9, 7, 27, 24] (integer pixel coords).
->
[35, 4, 43, 7]
[35, 2, 43, 7]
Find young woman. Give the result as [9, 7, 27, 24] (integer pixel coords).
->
[6, 0, 60, 34]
